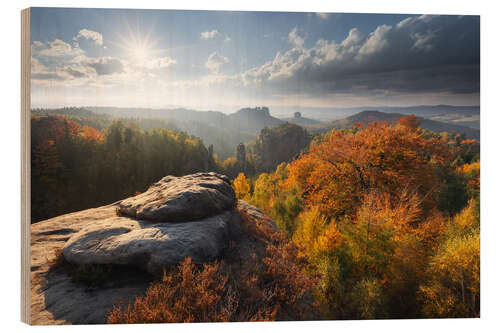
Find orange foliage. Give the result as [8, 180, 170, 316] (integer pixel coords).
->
[459, 161, 480, 192]
[45, 115, 81, 141]
[33, 115, 102, 143]
[398, 114, 421, 130]
[352, 188, 446, 264]
[107, 257, 232, 323]
[81, 125, 104, 143]
[286, 122, 449, 219]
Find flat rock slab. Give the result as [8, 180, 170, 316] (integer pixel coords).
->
[29, 200, 277, 324]
[118, 172, 236, 222]
[62, 212, 233, 276]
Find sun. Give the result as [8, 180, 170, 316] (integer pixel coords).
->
[130, 45, 150, 61]
[124, 35, 154, 63]
[115, 24, 157, 64]
[128, 41, 151, 62]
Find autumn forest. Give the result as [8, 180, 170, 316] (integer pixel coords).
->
[31, 107, 479, 321]
[24, 8, 484, 326]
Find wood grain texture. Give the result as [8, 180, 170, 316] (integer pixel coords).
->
[21, 7, 31, 325]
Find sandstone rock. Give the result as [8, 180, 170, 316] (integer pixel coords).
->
[118, 172, 235, 222]
[62, 211, 233, 276]
[29, 175, 277, 324]
[29, 204, 149, 325]
[237, 200, 278, 232]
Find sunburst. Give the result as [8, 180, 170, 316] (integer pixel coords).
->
[113, 22, 158, 65]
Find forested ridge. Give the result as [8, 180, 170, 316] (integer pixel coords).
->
[233, 117, 480, 319]
[31, 110, 480, 320]
[31, 114, 216, 222]
[30, 109, 314, 223]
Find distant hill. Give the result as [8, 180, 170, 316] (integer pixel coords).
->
[32, 107, 109, 120]
[274, 105, 480, 129]
[86, 106, 227, 125]
[319, 110, 480, 140]
[281, 112, 321, 126]
[41, 106, 286, 160]
[87, 106, 284, 135]
[377, 105, 480, 118]
[378, 105, 480, 129]
[226, 107, 284, 134]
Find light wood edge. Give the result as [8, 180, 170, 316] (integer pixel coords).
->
[21, 7, 31, 325]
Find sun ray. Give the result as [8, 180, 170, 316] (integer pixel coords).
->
[111, 21, 159, 65]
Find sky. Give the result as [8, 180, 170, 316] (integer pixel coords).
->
[30, 8, 480, 113]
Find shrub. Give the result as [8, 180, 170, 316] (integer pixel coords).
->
[107, 208, 318, 323]
[107, 257, 233, 323]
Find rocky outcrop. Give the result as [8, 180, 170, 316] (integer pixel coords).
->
[29, 173, 276, 325]
[62, 212, 233, 276]
[117, 172, 235, 222]
[253, 122, 311, 172]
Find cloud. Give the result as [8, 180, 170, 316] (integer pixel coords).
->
[32, 41, 44, 49]
[201, 29, 221, 40]
[31, 33, 159, 88]
[31, 57, 81, 83]
[239, 15, 479, 96]
[79, 57, 125, 75]
[35, 39, 84, 57]
[31, 72, 66, 81]
[288, 27, 305, 48]
[205, 52, 229, 73]
[316, 13, 331, 20]
[30, 14, 479, 108]
[200, 29, 231, 42]
[31, 33, 171, 88]
[61, 66, 89, 78]
[142, 56, 177, 70]
[31, 57, 47, 74]
[31, 56, 125, 86]
[73, 29, 103, 46]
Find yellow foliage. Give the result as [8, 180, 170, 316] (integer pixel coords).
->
[418, 200, 480, 318]
[293, 207, 342, 258]
[252, 173, 273, 212]
[419, 231, 480, 318]
[233, 172, 251, 200]
[460, 161, 480, 175]
[452, 199, 479, 231]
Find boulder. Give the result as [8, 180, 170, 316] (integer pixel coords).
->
[29, 172, 278, 324]
[237, 200, 278, 232]
[62, 212, 234, 276]
[118, 172, 235, 222]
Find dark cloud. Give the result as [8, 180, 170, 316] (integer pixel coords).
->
[241, 15, 480, 97]
[84, 57, 124, 75]
[63, 67, 88, 78]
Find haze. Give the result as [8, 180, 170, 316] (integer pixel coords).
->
[30, 8, 480, 113]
